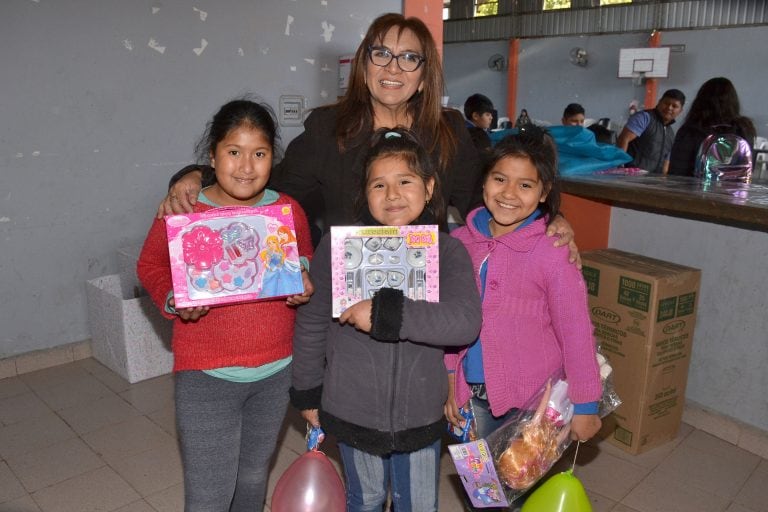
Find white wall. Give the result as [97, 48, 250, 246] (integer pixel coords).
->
[443, 40, 510, 118]
[444, 26, 768, 136]
[0, 0, 399, 358]
[609, 208, 768, 432]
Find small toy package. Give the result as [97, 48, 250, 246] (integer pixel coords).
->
[166, 204, 303, 308]
[330, 225, 439, 317]
[448, 439, 510, 508]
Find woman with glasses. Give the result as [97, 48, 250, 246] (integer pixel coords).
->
[158, 13, 576, 249]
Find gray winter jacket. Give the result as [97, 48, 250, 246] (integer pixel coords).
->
[290, 231, 482, 455]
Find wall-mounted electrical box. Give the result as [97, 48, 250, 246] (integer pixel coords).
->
[279, 95, 305, 127]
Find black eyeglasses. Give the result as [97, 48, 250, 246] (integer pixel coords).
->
[367, 46, 425, 72]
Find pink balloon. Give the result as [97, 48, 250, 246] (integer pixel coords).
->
[271, 451, 346, 512]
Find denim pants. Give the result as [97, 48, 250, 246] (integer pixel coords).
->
[175, 367, 290, 512]
[338, 439, 441, 512]
[468, 384, 517, 440]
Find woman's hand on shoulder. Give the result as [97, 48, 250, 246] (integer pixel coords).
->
[338, 299, 372, 333]
[546, 215, 581, 269]
[286, 270, 315, 306]
[156, 169, 203, 218]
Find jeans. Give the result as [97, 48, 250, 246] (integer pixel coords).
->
[469, 391, 517, 440]
[175, 367, 290, 512]
[339, 439, 441, 512]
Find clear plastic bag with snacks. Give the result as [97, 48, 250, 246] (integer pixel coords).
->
[448, 374, 571, 508]
[485, 374, 574, 504]
[449, 355, 621, 507]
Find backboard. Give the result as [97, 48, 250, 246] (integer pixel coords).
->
[618, 47, 670, 78]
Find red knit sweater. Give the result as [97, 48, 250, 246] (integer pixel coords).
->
[137, 193, 313, 371]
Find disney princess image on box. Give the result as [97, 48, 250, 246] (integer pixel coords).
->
[259, 234, 302, 297]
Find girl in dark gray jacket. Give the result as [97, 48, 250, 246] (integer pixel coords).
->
[290, 128, 482, 512]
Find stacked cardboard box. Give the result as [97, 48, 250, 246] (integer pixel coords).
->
[582, 249, 701, 454]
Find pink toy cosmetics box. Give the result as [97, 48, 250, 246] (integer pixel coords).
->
[330, 225, 439, 318]
[165, 204, 303, 308]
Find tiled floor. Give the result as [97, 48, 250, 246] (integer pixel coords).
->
[0, 359, 766, 512]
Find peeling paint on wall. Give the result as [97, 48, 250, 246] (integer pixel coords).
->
[152, 7, 160, 14]
[193, 7, 208, 21]
[285, 15, 294, 36]
[321, 64, 331, 72]
[238, 48, 244, 56]
[123, 39, 134, 51]
[260, 46, 269, 55]
[321, 21, 335, 42]
[304, 58, 315, 65]
[193, 38, 208, 56]
[290, 65, 297, 71]
[0, 218, 11, 223]
[320, 90, 328, 99]
[148, 38, 166, 54]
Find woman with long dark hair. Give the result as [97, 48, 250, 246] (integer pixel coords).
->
[669, 77, 756, 176]
[157, 13, 577, 250]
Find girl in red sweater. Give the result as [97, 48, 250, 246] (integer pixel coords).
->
[137, 98, 313, 512]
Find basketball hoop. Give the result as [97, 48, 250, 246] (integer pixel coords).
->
[618, 48, 669, 86]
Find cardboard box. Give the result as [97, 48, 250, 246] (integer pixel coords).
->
[330, 225, 439, 317]
[165, 204, 303, 308]
[581, 249, 701, 454]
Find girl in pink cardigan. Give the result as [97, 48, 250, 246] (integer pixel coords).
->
[445, 126, 602, 443]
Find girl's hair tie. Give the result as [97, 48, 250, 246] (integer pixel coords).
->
[384, 131, 402, 139]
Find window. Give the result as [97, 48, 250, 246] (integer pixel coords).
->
[543, 0, 570, 10]
[443, 1, 450, 20]
[543, 0, 630, 10]
[475, 0, 498, 17]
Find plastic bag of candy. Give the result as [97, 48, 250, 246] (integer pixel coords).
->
[450, 352, 622, 507]
[484, 373, 574, 503]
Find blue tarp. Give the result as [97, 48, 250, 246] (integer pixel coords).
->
[489, 125, 632, 176]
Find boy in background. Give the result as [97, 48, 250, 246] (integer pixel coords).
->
[562, 103, 586, 126]
[463, 93, 495, 156]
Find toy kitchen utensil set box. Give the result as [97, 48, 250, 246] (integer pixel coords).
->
[165, 204, 303, 308]
[330, 225, 439, 317]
